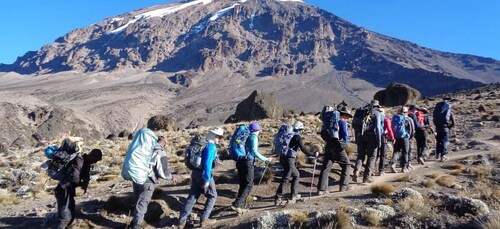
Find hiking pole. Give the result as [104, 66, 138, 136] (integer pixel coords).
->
[253, 162, 269, 199]
[309, 154, 318, 206]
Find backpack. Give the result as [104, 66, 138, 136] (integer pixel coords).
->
[352, 107, 368, 134]
[321, 106, 340, 139]
[415, 111, 425, 126]
[392, 114, 409, 139]
[406, 116, 415, 138]
[184, 133, 207, 170]
[43, 150, 80, 181]
[361, 109, 381, 136]
[229, 125, 250, 160]
[433, 101, 452, 127]
[121, 128, 158, 185]
[273, 124, 297, 157]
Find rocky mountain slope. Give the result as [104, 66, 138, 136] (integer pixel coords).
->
[0, 84, 498, 229]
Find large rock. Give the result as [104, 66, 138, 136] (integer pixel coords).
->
[147, 115, 178, 131]
[374, 83, 421, 107]
[429, 191, 489, 216]
[225, 90, 284, 123]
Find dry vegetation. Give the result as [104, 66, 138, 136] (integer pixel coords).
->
[436, 175, 455, 187]
[289, 210, 309, 228]
[370, 183, 396, 196]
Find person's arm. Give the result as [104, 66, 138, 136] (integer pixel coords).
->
[294, 135, 313, 157]
[449, 113, 455, 129]
[249, 134, 268, 162]
[375, 112, 382, 146]
[202, 143, 216, 185]
[385, 118, 395, 140]
[340, 120, 349, 144]
[155, 148, 172, 180]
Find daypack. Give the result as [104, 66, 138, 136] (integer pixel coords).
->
[229, 125, 250, 160]
[121, 128, 158, 185]
[406, 116, 416, 138]
[184, 133, 207, 170]
[43, 150, 80, 181]
[321, 106, 340, 140]
[362, 109, 380, 136]
[433, 101, 452, 127]
[415, 111, 426, 126]
[392, 114, 409, 139]
[273, 124, 297, 157]
[352, 107, 368, 134]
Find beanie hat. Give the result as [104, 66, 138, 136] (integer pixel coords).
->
[248, 122, 262, 132]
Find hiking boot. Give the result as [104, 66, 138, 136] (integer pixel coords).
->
[407, 164, 413, 171]
[230, 205, 248, 214]
[440, 156, 449, 162]
[200, 218, 217, 227]
[417, 157, 426, 165]
[390, 164, 397, 173]
[402, 168, 409, 173]
[379, 171, 386, 176]
[352, 171, 359, 182]
[291, 194, 301, 201]
[177, 221, 186, 229]
[339, 185, 350, 192]
[317, 190, 330, 196]
[362, 177, 374, 183]
[274, 197, 283, 206]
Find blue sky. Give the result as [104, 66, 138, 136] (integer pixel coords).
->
[0, 0, 499, 64]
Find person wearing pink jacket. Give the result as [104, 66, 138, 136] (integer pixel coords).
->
[377, 108, 395, 176]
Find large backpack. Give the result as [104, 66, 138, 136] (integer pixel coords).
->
[392, 114, 409, 139]
[321, 106, 340, 140]
[361, 109, 381, 136]
[42, 150, 80, 181]
[273, 124, 297, 157]
[121, 128, 158, 185]
[433, 101, 452, 127]
[184, 133, 207, 170]
[229, 125, 251, 160]
[352, 107, 368, 134]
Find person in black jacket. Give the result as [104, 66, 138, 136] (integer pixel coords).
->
[274, 121, 318, 205]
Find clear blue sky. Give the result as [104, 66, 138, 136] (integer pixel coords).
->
[1, 0, 499, 64]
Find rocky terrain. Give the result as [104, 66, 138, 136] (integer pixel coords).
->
[0, 84, 498, 228]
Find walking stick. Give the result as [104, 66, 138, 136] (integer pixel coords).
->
[309, 155, 318, 206]
[248, 162, 269, 208]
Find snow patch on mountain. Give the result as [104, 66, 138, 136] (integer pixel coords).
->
[184, 2, 240, 40]
[109, 0, 213, 34]
[277, 0, 304, 2]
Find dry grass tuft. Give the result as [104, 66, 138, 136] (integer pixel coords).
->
[490, 153, 500, 163]
[335, 206, 352, 229]
[449, 169, 464, 176]
[0, 194, 20, 206]
[214, 173, 236, 184]
[476, 213, 500, 229]
[262, 165, 274, 184]
[441, 163, 464, 170]
[296, 152, 306, 167]
[383, 198, 394, 206]
[370, 183, 396, 196]
[289, 210, 309, 228]
[345, 143, 356, 155]
[471, 167, 491, 180]
[427, 173, 439, 179]
[422, 179, 436, 188]
[396, 175, 412, 182]
[362, 211, 380, 226]
[436, 175, 455, 187]
[399, 197, 426, 214]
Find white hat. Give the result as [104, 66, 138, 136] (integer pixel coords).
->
[293, 121, 305, 130]
[401, 107, 409, 113]
[209, 127, 224, 137]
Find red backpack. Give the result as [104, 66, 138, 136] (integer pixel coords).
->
[415, 111, 425, 126]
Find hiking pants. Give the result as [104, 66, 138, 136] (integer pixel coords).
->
[130, 180, 155, 229]
[391, 138, 410, 169]
[378, 138, 388, 173]
[318, 141, 351, 191]
[276, 157, 299, 199]
[415, 130, 428, 159]
[354, 134, 378, 179]
[179, 170, 217, 224]
[436, 127, 449, 157]
[55, 184, 76, 229]
[234, 160, 254, 208]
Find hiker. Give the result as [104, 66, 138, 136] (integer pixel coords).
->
[231, 122, 271, 214]
[353, 100, 383, 183]
[80, 149, 103, 194]
[408, 105, 430, 165]
[389, 107, 413, 173]
[377, 108, 394, 176]
[129, 136, 176, 229]
[53, 138, 84, 229]
[433, 97, 455, 162]
[274, 121, 318, 205]
[317, 106, 353, 194]
[178, 127, 224, 228]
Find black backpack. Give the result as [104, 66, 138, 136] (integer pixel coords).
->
[184, 133, 207, 170]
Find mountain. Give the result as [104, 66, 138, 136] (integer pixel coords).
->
[1, 0, 498, 96]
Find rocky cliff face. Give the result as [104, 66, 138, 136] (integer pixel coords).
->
[1, 0, 498, 95]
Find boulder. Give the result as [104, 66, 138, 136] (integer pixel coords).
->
[118, 130, 131, 138]
[147, 115, 178, 131]
[225, 90, 284, 123]
[374, 83, 421, 107]
[429, 191, 489, 216]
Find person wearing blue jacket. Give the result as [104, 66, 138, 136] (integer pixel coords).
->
[231, 122, 271, 214]
[318, 106, 353, 194]
[178, 127, 224, 228]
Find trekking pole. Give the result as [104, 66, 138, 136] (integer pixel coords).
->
[309, 154, 318, 206]
[253, 162, 269, 199]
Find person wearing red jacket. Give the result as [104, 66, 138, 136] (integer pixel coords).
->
[377, 108, 394, 176]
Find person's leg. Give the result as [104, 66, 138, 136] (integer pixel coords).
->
[353, 136, 367, 182]
[200, 177, 218, 221]
[276, 157, 291, 199]
[390, 139, 402, 172]
[131, 182, 155, 229]
[442, 128, 450, 157]
[336, 146, 352, 190]
[436, 129, 444, 159]
[401, 138, 410, 170]
[415, 131, 424, 159]
[55, 185, 73, 229]
[235, 160, 247, 200]
[289, 158, 300, 197]
[235, 161, 254, 208]
[178, 173, 202, 225]
[363, 135, 378, 181]
[378, 140, 388, 173]
[317, 143, 334, 192]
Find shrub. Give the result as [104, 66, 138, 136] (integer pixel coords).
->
[427, 173, 439, 179]
[436, 175, 455, 187]
[0, 194, 20, 206]
[441, 163, 464, 170]
[449, 169, 463, 176]
[289, 210, 309, 228]
[335, 207, 352, 229]
[396, 175, 411, 182]
[476, 213, 500, 229]
[370, 183, 396, 196]
[471, 167, 491, 180]
[362, 211, 380, 226]
[422, 179, 436, 188]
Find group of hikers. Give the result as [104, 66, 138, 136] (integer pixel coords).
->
[43, 97, 455, 229]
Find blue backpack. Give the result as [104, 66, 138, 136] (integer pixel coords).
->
[274, 124, 297, 157]
[321, 107, 340, 139]
[392, 114, 409, 139]
[433, 101, 451, 127]
[229, 125, 250, 160]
